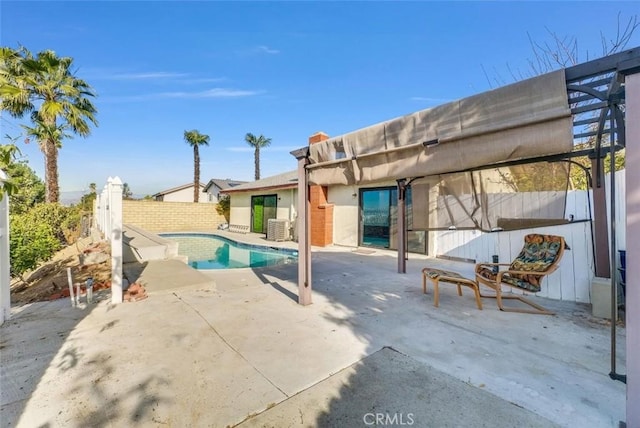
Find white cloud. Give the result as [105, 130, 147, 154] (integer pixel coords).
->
[184, 77, 227, 84]
[84, 69, 225, 84]
[111, 72, 190, 80]
[100, 88, 262, 103]
[256, 45, 280, 55]
[159, 88, 262, 98]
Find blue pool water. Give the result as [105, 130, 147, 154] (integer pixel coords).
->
[160, 233, 298, 269]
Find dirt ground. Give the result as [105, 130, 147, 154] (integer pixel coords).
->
[10, 236, 112, 306]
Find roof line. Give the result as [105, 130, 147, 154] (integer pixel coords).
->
[221, 183, 297, 194]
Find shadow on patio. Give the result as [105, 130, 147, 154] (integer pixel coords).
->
[242, 247, 626, 427]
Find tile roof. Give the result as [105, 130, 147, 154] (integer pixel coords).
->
[220, 170, 298, 193]
[153, 182, 205, 197]
[203, 178, 248, 192]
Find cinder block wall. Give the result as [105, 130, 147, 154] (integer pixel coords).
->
[123, 200, 226, 232]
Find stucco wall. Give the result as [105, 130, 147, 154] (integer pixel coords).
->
[229, 189, 297, 229]
[229, 193, 251, 226]
[160, 186, 209, 203]
[328, 185, 359, 247]
[329, 181, 399, 247]
[123, 200, 225, 232]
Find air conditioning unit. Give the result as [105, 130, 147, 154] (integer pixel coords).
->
[267, 219, 290, 241]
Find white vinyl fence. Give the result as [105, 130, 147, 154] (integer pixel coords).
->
[95, 177, 124, 304]
[0, 170, 10, 325]
[432, 170, 626, 304]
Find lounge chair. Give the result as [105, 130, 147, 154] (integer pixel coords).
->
[475, 234, 568, 315]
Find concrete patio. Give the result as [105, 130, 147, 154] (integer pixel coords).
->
[0, 238, 626, 427]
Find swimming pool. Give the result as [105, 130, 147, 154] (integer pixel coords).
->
[159, 233, 298, 269]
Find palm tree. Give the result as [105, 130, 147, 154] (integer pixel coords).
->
[244, 133, 271, 180]
[0, 47, 98, 203]
[183, 129, 210, 202]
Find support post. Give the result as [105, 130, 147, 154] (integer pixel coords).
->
[590, 156, 611, 278]
[397, 179, 407, 274]
[0, 170, 10, 325]
[625, 72, 640, 428]
[296, 157, 312, 305]
[109, 177, 124, 304]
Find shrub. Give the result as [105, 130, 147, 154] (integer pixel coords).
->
[9, 203, 81, 277]
[25, 203, 80, 245]
[216, 195, 230, 222]
[9, 214, 60, 277]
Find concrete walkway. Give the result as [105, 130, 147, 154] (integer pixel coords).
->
[0, 243, 626, 427]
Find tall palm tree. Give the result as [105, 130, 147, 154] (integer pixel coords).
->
[0, 47, 98, 202]
[183, 129, 210, 202]
[244, 133, 271, 180]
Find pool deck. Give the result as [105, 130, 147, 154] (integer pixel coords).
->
[1, 231, 627, 427]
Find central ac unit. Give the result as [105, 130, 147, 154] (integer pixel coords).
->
[267, 219, 290, 241]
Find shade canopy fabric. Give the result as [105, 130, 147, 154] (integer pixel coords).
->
[409, 161, 571, 232]
[308, 70, 573, 185]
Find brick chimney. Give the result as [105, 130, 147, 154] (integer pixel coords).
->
[309, 131, 330, 145]
[308, 132, 333, 247]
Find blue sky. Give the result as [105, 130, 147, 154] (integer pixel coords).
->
[2, 1, 639, 197]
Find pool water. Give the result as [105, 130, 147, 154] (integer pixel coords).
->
[160, 233, 298, 269]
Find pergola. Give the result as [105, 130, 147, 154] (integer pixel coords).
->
[291, 47, 640, 426]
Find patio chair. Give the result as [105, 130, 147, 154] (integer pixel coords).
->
[475, 234, 568, 315]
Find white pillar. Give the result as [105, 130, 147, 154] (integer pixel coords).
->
[626, 73, 640, 427]
[109, 177, 123, 304]
[0, 170, 10, 325]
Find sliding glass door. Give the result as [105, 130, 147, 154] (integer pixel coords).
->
[251, 195, 277, 233]
[360, 186, 426, 253]
[360, 188, 395, 248]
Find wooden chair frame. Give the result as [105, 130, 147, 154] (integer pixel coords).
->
[421, 268, 483, 310]
[474, 236, 566, 315]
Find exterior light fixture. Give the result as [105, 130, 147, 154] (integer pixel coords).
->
[423, 139, 440, 147]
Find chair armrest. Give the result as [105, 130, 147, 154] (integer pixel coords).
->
[474, 262, 511, 273]
[500, 269, 547, 277]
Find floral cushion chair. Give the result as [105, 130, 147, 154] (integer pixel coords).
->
[475, 234, 568, 315]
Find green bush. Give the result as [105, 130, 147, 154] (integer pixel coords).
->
[25, 203, 80, 245]
[9, 214, 60, 277]
[216, 195, 230, 222]
[9, 203, 81, 277]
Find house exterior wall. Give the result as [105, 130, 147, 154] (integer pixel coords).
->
[329, 181, 400, 247]
[205, 186, 222, 203]
[328, 185, 359, 247]
[158, 185, 209, 203]
[123, 200, 225, 232]
[228, 189, 297, 228]
[229, 193, 251, 226]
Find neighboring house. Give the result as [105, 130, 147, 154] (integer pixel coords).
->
[203, 178, 247, 203]
[153, 182, 209, 203]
